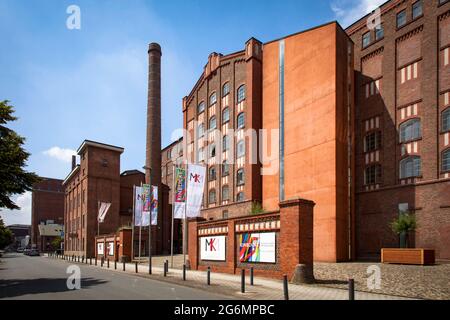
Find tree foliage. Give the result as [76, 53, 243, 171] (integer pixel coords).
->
[391, 212, 417, 235]
[0, 217, 13, 249]
[0, 100, 40, 210]
[250, 201, 265, 215]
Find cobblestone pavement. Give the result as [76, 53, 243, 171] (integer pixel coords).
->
[47, 255, 413, 300]
[313, 262, 450, 300]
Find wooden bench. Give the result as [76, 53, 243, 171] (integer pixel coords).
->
[381, 248, 435, 265]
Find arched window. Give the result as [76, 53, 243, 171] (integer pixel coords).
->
[197, 101, 205, 114]
[209, 166, 216, 181]
[209, 143, 216, 158]
[209, 92, 217, 106]
[237, 140, 245, 158]
[364, 165, 382, 185]
[443, 109, 450, 132]
[222, 82, 230, 97]
[222, 185, 230, 201]
[237, 112, 245, 129]
[222, 161, 229, 176]
[237, 85, 246, 103]
[442, 149, 450, 172]
[223, 135, 230, 151]
[400, 156, 421, 179]
[237, 168, 245, 186]
[399, 119, 421, 143]
[197, 123, 205, 138]
[222, 107, 230, 123]
[236, 192, 245, 202]
[209, 116, 217, 130]
[209, 189, 216, 204]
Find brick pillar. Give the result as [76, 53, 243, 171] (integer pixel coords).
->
[279, 198, 315, 284]
[227, 220, 236, 273]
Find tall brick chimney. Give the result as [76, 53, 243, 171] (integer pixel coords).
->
[145, 43, 162, 186]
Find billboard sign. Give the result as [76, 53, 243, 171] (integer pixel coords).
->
[200, 236, 226, 261]
[107, 242, 114, 256]
[97, 242, 104, 255]
[239, 232, 276, 263]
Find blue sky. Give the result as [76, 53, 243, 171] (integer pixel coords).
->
[0, 0, 385, 225]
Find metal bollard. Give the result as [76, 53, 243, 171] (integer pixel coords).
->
[101, 257, 104, 267]
[123, 261, 125, 271]
[207, 267, 211, 285]
[72, 255, 74, 261]
[183, 264, 186, 281]
[163, 261, 167, 277]
[165, 260, 169, 273]
[148, 256, 152, 275]
[95, 258, 97, 266]
[90, 258, 92, 265]
[107, 259, 110, 268]
[250, 267, 254, 286]
[241, 269, 245, 293]
[82, 256, 85, 263]
[349, 279, 355, 300]
[114, 260, 117, 270]
[283, 275, 289, 301]
[135, 262, 138, 273]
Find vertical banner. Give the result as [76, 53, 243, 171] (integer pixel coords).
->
[186, 164, 206, 218]
[174, 167, 186, 219]
[141, 184, 151, 227]
[134, 186, 143, 226]
[98, 202, 111, 223]
[151, 185, 158, 226]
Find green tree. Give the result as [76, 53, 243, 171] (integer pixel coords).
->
[0, 100, 40, 210]
[51, 236, 63, 251]
[250, 201, 265, 215]
[0, 217, 13, 250]
[391, 212, 417, 248]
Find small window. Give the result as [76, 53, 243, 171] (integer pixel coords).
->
[167, 148, 172, 159]
[198, 147, 205, 162]
[362, 31, 371, 48]
[223, 135, 230, 151]
[237, 140, 245, 158]
[209, 143, 216, 158]
[197, 101, 205, 114]
[222, 185, 230, 201]
[375, 24, 384, 40]
[209, 116, 217, 130]
[237, 85, 246, 103]
[209, 189, 216, 204]
[364, 131, 382, 152]
[442, 109, 450, 132]
[222, 82, 230, 97]
[222, 161, 230, 176]
[222, 107, 230, 123]
[222, 210, 229, 219]
[237, 168, 245, 186]
[412, 1, 423, 20]
[237, 112, 245, 129]
[397, 10, 407, 28]
[442, 149, 450, 172]
[400, 156, 421, 179]
[209, 166, 216, 181]
[399, 119, 421, 143]
[365, 165, 382, 185]
[236, 192, 245, 202]
[209, 92, 217, 106]
[198, 123, 205, 138]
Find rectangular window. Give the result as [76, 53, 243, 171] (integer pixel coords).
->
[397, 10, 407, 28]
[412, 1, 423, 19]
[365, 165, 382, 185]
[362, 31, 371, 48]
[375, 25, 384, 40]
[364, 131, 382, 152]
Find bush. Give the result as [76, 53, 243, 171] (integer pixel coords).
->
[390, 212, 417, 248]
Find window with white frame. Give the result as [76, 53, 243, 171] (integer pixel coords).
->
[209, 189, 216, 204]
[400, 156, 421, 179]
[197, 101, 205, 114]
[443, 149, 450, 172]
[222, 185, 230, 201]
[237, 140, 245, 158]
[237, 112, 245, 129]
[222, 107, 230, 123]
[209, 92, 217, 106]
[237, 85, 246, 103]
[399, 119, 421, 143]
[236, 169, 245, 186]
[442, 109, 450, 132]
[222, 82, 230, 97]
[209, 116, 217, 130]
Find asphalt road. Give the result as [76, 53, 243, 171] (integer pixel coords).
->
[0, 253, 231, 300]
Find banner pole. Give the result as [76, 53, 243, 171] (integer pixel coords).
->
[131, 186, 135, 261]
[97, 201, 100, 237]
[183, 164, 188, 266]
[170, 166, 176, 268]
[148, 170, 152, 273]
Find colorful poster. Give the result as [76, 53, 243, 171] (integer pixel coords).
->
[141, 184, 151, 226]
[107, 242, 114, 256]
[186, 164, 206, 218]
[150, 185, 158, 226]
[200, 236, 226, 261]
[97, 242, 104, 255]
[174, 168, 186, 219]
[134, 186, 144, 227]
[239, 232, 276, 263]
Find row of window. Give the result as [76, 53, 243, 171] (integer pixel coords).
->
[198, 111, 245, 135]
[208, 165, 245, 185]
[365, 150, 450, 184]
[208, 188, 245, 204]
[198, 139, 245, 161]
[197, 85, 246, 114]
[362, 0, 425, 48]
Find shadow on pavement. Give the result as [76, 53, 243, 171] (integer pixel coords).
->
[0, 277, 108, 298]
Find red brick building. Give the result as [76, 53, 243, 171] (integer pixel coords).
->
[31, 178, 64, 252]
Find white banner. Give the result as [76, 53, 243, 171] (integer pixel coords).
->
[151, 185, 158, 226]
[98, 202, 111, 223]
[186, 164, 206, 218]
[134, 186, 144, 227]
[200, 236, 226, 261]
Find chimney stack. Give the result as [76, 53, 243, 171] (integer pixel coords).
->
[71, 155, 76, 170]
[145, 42, 162, 186]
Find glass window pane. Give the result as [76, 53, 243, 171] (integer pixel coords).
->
[412, 1, 423, 19]
[443, 109, 450, 132]
[362, 32, 371, 48]
[397, 10, 406, 28]
[222, 108, 230, 123]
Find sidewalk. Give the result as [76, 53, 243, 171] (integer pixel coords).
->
[47, 254, 414, 300]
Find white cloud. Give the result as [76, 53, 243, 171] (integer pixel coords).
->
[43, 146, 76, 163]
[0, 191, 32, 226]
[331, 0, 386, 28]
